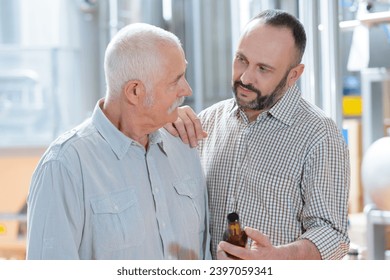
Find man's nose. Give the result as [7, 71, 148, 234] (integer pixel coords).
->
[240, 68, 256, 86]
[181, 79, 192, 97]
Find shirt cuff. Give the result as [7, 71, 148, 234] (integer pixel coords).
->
[299, 227, 350, 259]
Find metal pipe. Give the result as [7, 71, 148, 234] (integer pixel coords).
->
[320, 0, 343, 128]
[298, 0, 321, 107]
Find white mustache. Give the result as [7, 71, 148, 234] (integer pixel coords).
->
[168, 97, 185, 113]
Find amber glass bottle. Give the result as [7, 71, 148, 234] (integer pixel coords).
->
[222, 212, 247, 256]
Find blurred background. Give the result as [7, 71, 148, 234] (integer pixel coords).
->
[1, 0, 390, 260]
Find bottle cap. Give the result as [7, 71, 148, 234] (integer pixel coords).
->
[227, 212, 239, 222]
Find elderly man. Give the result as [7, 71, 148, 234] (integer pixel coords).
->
[167, 9, 350, 260]
[26, 23, 211, 260]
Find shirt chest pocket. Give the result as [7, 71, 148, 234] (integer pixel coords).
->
[90, 189, 145, 251]
[172, 178, 206, 234]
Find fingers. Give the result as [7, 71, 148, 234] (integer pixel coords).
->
[191, 115, 207, 140]
[244, 227, 271, 247]
[218, 228, 275, 260]
[164, 106, 207, 147]
[163, 123, 179, 137]
[177, 106, 207, 147]
[179, 110, 199, 147]
[217, 241, 249, 260]
[216, 242, 231, 260]
[172, 118, 190, 145]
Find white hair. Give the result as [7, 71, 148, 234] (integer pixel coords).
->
[104, 23, 182, 98]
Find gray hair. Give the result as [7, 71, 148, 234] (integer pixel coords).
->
[104, 23, 182, 98]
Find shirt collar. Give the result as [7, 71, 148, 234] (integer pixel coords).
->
[267, 84, 301, 126]
[92, 99, 164, 160]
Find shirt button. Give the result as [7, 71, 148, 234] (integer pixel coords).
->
[155, 188, 159, 194]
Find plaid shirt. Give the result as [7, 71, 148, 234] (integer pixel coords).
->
[198, 84, 350, 259]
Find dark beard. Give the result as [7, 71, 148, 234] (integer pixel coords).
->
[233, 71, 289, 111]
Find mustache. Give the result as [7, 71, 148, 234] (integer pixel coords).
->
[168, 96, 185, 113]
[174, 96, 185, 108]
[234, 81, 261, 95]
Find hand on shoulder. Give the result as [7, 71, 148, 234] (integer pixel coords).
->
[163, 105, 207, 147]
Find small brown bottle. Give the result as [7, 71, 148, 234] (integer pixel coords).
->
[222, 212, 247, 258]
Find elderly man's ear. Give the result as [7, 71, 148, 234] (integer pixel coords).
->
[123, 80, 146, 105]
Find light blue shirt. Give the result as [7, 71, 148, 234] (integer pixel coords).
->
[26, 100, 211, 260]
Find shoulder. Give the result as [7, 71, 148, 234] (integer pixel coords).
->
[198, 98, 236, 124]
[296, 99, 347, 149]
[297, 98, 340, 133]
[41, 118, 96, 164]
[159, 128, 196, 154]
[158, 129, 203, 177]
[158, 128, 206, 184]
[158, 129, 202, 164]
[199, 99, 234, 116]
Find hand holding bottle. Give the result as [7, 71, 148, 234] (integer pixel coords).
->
[218, 227, 321, 259]
[217, 226, 272, 260]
